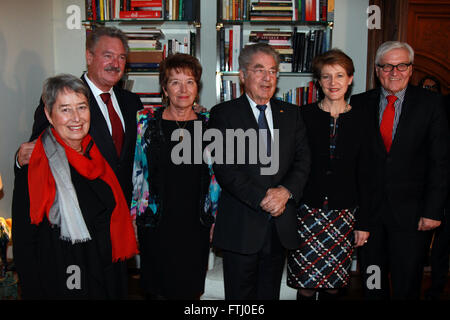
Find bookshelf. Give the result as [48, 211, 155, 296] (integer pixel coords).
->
[84, 0, 201, 108]
[215, 0, 334, 105]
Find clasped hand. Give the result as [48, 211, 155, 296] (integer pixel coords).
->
[259, 186, 290, 217]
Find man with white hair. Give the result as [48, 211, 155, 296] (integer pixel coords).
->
[351, 41, 449, 299]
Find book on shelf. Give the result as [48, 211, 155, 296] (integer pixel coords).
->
[251, 11, 293, 17]
[220, 79, 242, 102]
[251, 3, 292, 11]
[250, 15, 292, 21]
[327, 0, 334, 22]
[128, 39, 162, 49]
[250, 0, 293, 21]
[127, 62, 160, 68]
[135, 92, 163, 109]
[84, 0, 199, 21]
[215, 0, 332, 22]
[165, 32, 196, 56]
[125, 29, 165, 69]
[220, 27, 329, 74]
[130, 0, 163, 8]
[276, 80, 318, 105]
[232, 25, 242, 71]
[164, 0, 199, 21]
[218, 25, 242, 72]
[220, 0, 250, 21]
[119, 10, 162, 18]
[127, 50, 164, 63]
[291, 28, 330, 72]
[136, 92, 163, 103]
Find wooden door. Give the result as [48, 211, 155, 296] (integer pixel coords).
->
[407, 0, 450, 95]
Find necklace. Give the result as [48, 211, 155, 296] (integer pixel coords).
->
[164, 107, 194, 141]
[318, 100, 351, 118]
[175, 120, 188, 141]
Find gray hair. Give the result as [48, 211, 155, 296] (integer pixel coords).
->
[42, 74, 90, 114]
[239, 43, 280, 74]
[86, 26, 129, 54]
[375, 41, 414, 65]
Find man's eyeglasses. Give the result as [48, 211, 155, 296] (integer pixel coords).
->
[248, 68, 279, 78]
[377, 63, 412, 72]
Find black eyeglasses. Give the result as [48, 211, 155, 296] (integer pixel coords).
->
[377, 63, 412, 72]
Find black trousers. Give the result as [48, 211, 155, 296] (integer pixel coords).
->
[222, 220, 286, 300]
[360, 201, 429, 300]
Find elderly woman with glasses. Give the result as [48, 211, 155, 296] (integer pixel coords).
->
[131, 53, 220, 300]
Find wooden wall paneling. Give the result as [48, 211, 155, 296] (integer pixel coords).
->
[407, 0, 450, 95]
[366, 0, 409, 90]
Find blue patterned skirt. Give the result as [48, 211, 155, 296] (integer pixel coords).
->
[287, 203, 356, 289]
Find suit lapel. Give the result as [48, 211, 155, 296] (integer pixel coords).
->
[114, 86, 136, 161]
[370, 89, 387, 155]
[390, 85, 415, 154]
[270, 98, 285, 147]
[238, 95, 259, 131]
[81, 76, 118, 167]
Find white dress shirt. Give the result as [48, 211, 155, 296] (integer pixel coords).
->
[245, 94, 274, 139]
[84, 73, 125, 133]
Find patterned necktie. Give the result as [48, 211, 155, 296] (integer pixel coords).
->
[380, 95, 397, 152]
[256, 104, 271, 157]
[100, 92, 124, 156]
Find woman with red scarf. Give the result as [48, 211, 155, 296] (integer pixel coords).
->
[12, 74, 138, 299]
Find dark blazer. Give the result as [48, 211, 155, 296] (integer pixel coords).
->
[28, 76, 143, 206]
[209, 95, 311, 254]
[300, 103, 373, 231]
[350, 85, 449, 231]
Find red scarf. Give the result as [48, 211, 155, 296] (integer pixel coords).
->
[28, 128, 138, 262]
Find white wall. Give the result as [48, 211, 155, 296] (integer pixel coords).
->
[0, 0, 370, 220]
[333, 0, 369, 95]
[52, 0, 86, 76]
[0, 0, 55, 219]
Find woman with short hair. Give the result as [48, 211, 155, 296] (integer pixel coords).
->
[287, 49, 372, 300]
[12, 74, 138, 299]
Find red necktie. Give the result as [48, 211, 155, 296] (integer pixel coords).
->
[380, 95, 397, 152]
[100, 92, 124, 156]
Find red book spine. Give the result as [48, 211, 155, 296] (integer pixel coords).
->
[308, 81, 314, 104]
[130, 0, 163, 7]
[119, 10, 162, 18]
[312, 0, 316, 21]
[92, 0, 97, 20]
[305, 0, 313, 21]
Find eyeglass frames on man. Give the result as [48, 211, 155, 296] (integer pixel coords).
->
[377, 63, 412, 72]
[247, 68, 279, 78]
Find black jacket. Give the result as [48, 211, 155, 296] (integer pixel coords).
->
[209, 95, 311, 253]
[350, 85, 449, 231]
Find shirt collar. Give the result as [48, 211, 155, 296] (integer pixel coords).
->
[245, 94, 271, 111]
[380, 86, 407, 102]
[83, 73, 114, 97]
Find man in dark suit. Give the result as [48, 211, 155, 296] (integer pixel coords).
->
[209, 43, 310, 300]
[351, 41, 449, 299]
[16, 27, 143, 205]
